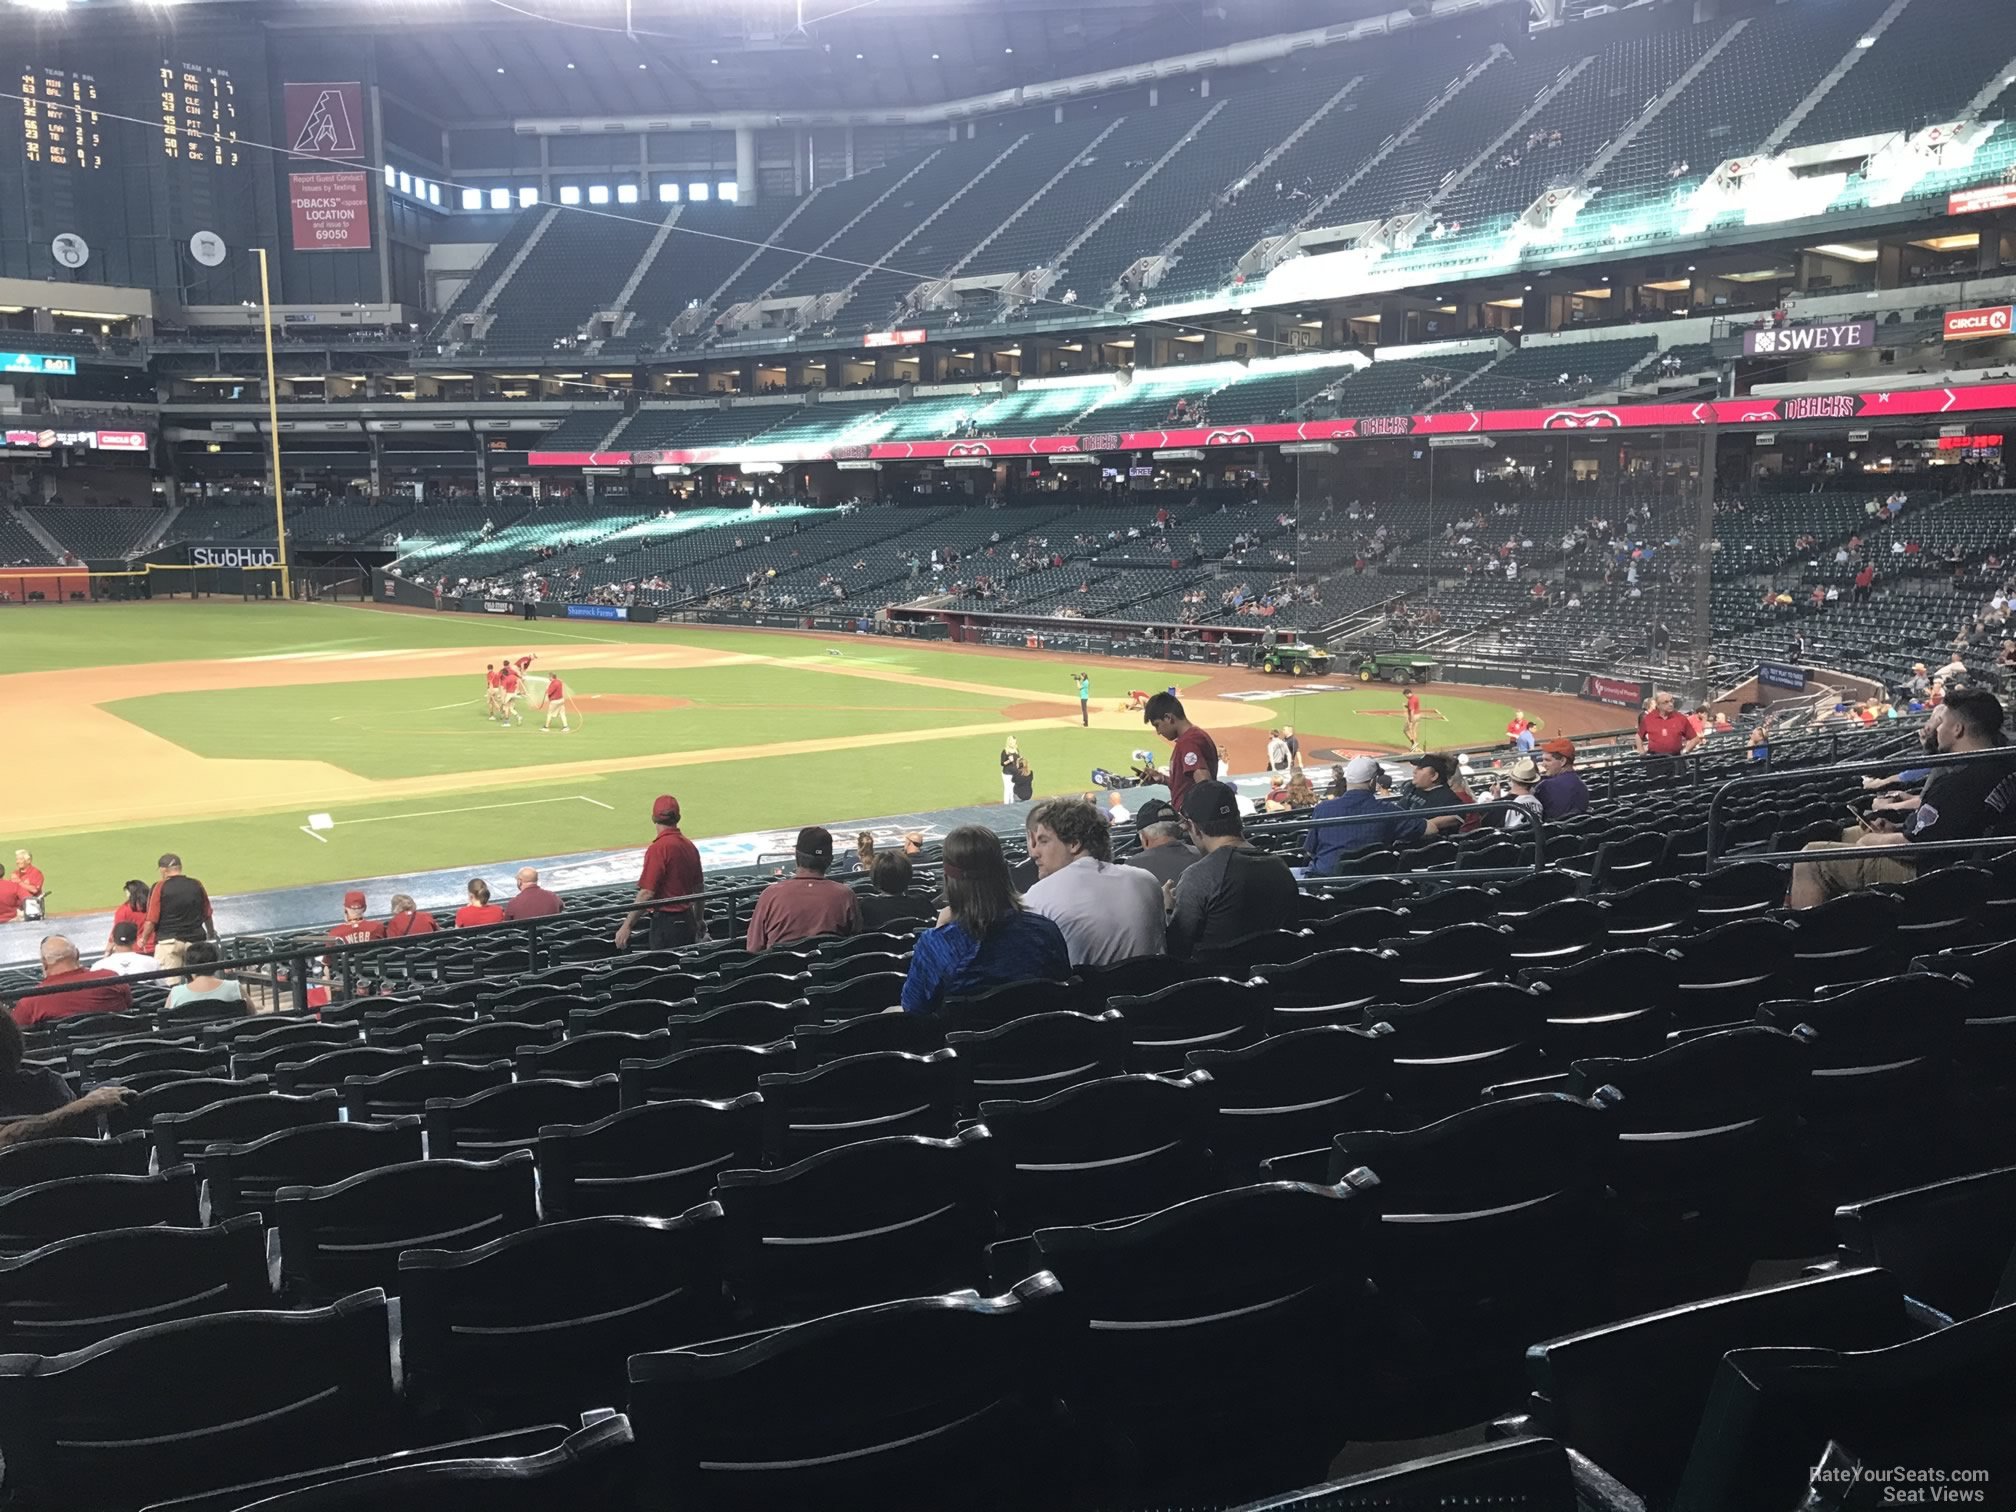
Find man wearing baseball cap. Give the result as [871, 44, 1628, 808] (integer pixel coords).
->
[745, 826, 861, 951]
[327, 890, 385, 947]
[1535, 739, 1591, 818]
[617, 795, 705, 951]
[1398, 752, 1467, 838]
[1122, 797, 1202, 888]
[1166, 780, 1300, 961]
[1306, 756, 1407, 874]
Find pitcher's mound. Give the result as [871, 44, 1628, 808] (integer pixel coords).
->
[583, 694, 694, 715]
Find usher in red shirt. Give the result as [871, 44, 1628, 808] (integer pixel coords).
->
[1166, 727, 1222, 812]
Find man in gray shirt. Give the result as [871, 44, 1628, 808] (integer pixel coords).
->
[1166, 781, 1301, 961]
[1122, 798, 1203, 887]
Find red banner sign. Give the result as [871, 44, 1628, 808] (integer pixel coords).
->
[285, 82, 365, 159]
[1583, 674, 1649, 709]
[526, 379, 2016, 468]
[1945, 306, 2015, 341]
[1949, 183, 2016, 215]
[862, 329, 926, 348]
[290, 171, 372, 252]
[93, 430, 149, 451]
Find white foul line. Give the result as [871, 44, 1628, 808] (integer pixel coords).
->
[298, 826, 329, 844]
[302, 794, 611, 832]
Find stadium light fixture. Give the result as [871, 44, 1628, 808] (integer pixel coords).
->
[1855, 35, 1875, 47]
[566, 62, 576, 69]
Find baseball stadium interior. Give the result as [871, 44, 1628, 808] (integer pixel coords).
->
[6, 0, 2016, 1504]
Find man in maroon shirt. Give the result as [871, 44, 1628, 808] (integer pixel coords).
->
[1635, 691, 1703, 779]
[13, 935, 132, 1028]
[502, 867, 564, 920]
[617, 795, 705, 950]
[745, 827, 862, 951]
[327, 890, 386, 947]
[1142, 692, 1222, 815]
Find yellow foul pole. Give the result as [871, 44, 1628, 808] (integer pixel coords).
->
[255, 246, 291, 600]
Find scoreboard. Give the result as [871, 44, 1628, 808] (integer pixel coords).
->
[17, 65, 102, 171]
[158, 59, 239, 167]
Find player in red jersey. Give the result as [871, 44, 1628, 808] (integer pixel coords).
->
[541, 670, 572, 733]
[1141, 691, 1221, 815]
[484, 663, 505, 721]
[498, 662, 525, 726]
[1403, 687, 1423, 751]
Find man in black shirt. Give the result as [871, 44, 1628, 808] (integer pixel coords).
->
[0, 1006, 128, 1144]
[1166, 780, 1301, 962]
[138, 852, 215, 976]
[1395, 753, 1468, 842]
[1790, 688, 2016, 907]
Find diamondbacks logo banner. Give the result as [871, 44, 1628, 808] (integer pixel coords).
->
[285, 82, 365, 159]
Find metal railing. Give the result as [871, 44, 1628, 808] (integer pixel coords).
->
[9, 879, 784, 1019]
[1243, 796, 1550, 887]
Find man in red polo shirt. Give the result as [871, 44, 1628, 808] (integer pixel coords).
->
[327, 890, 385, 947]
[1635, 691, 1703, 779]
[0, 874, 26, 924]
[1142, 692, 1222, 816]
[14, 935, 132, 1028]
[617, 794, 705, 951]
[12, 852, 43, 901]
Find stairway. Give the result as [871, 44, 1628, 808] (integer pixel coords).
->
[1758, 0, 1913, 153]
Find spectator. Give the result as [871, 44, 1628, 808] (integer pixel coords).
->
[1104, 791, 1132, 826]
[1496, 756, 1545, 828]
[847, 831, 878, 874]
[1166, 781, 1301, 962]
[1506, 711, 1538, 753]
[747, 826, 862, 950]
[328, 890, 386, 946]
[384, 893, 438, 937]
[12, 851, 42, 900]
[0, 869, 24, 925]
[165, 942, 245, 1014]
[1022, 798, 1165, 966]
[502, 867, 564, 920]
[999, 738, 1021, 803]
[1011, 755, 1035, 803]
[96, 922, 157, 976]
[1122, 797, 1203, 887]
[1636, 692, 1704, 778]
[617, 795, 704, 951]
[903, 831, 926, 858]
[0, 1006, 128, 1141]
[1396, 753, 1467, 836]
[1266, 729, 1291, 785]
[1306, 756, 1406, 873]
[1142, 692, 1223, 813]
[1535, 739, 1591, 818]
[14, 935, 133, 1027]
[859, 850, 937, 932]
[455, 879, 506, 928]
[138, 853, 215, 975]
[899, 824, 1069, 1013]
[1789, 688, 2016, 908]
[107, 879, 151, 954]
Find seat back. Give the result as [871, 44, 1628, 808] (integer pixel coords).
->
[945, 1010, 1129, 1106]
[0, 1288, 399, 1509]
[1185, 1025, 1390, 1169]
[666, 999, 797, 1051]
[424, 1076, 620, 1160]
[273, 1046, 423, 1096]
[273, 1153, 538, 1299]
[0, 1131, 151, 1193]
[714, 1128, 994, 1323]
[1364, 982, 1552, 1118]
[626, 1274, 1067, 1509]
[1524, 1267, 1909, 1503]
[0, 1215, 271, 1354]
[1108, 977, 1265, 1073]
[106, 1077, 267, 1136]
[789, 1009, 943, 1069]
[340, 1058, 513, 1121]
[978, 1071, 1216, 1232]
[422, 1020, 564, 1065]
[0, 1168, 202, 1258]
[618, 1041, 795, 1106]
[537, 1095, 763, 1220]
[401, 1210, 727, 1423]
[799, 973, 909, 1021]
[514, 1029, 673, 1081]
[1250, 948, 1401, 1027]
[1834, 1165, 2016, 1323]
[943, 977, 1093, 1031]
[152, 1090, 344, 1168]
[202, 1119, 425, 1223]
[756, 1049, 960, 1161]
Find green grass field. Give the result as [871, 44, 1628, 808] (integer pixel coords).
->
[5, 602, 1539, 912]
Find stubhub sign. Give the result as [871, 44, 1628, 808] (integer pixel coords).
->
[1945, 306, 2016, 341]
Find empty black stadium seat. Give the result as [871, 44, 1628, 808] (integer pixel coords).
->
[273, 1152, 538, 1298]
[0, 1131, 150, 1192]
[945, 1010, 1130, 1108]
[1186, 1024, 1390, 1170]
[978, 1071, 1217, 1233]
[1834, 1165, 2016, 1324]
[715, 1128, 993, 1323]
[402, 1208, 727, 1426]
[1518, 1267, 1912, 1506]
[756, 1048, 961, 1160]
[619, 1041, 796, 1106]
[0, 1214, 272, 1354]
[202, 1118, 425, 1223]
[425, 1076, 621, 1160]
[0, 1288, 402, 1510]
[0, 1167, 202, 1258]
[153, 1090, 343, 1167]
[626, 1272, 1069, 1510]
[537, 1095, 762, 1220]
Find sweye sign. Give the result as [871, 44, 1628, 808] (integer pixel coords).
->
[1741, 320, 1876, 357]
